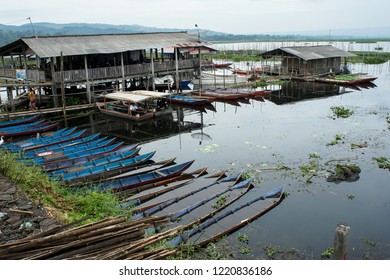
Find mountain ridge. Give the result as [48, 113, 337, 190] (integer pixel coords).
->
[1, 22, 389, 46]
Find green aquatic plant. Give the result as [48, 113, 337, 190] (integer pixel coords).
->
[321, 247, 334, 259]
[373, 157, 390, 170]
[212, 194, 229, 209]
[237, 233, 249, 244]
[330, 106, 354, 119]
[327, 134, 345, 146]
[239, 246, 251, 255]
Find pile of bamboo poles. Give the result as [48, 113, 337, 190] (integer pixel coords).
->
[0, 215, 181, 260]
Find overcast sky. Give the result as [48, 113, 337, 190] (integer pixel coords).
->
[1, 0, 389, 34]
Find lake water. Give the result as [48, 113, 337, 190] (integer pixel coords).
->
[58, 60, 390, 260]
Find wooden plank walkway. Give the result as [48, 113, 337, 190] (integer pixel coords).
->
[0, 104, 96, 119]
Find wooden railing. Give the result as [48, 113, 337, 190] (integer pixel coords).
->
[53, 59, 199, 83]
[0, 59, 199, 84]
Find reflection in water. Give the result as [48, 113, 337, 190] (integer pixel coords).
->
[266, 80, 377, 105]
[268, 81, 348, 104]
[67, 107, 212, 145]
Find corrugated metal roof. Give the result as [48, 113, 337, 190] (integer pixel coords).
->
[17, 32, 214, 58]
[262, 45, 356, 61]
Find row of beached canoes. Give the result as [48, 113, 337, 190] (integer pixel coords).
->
[0, 117, 285, 259]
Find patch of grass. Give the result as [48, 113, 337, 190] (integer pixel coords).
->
[0, 151, 131, 223]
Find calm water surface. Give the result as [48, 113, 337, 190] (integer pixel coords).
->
[61, 62, 390, 259]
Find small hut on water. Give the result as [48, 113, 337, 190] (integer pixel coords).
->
[261, 45, 356, 77]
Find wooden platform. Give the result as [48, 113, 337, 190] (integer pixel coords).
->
[0, 104, 96, 119]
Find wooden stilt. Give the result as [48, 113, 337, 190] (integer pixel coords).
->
[333, 224, 350, 260]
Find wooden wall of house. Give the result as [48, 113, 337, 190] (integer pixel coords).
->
[281, 57, 342, 76]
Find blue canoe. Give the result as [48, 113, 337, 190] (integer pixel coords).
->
[0, 115, 40, 128]
[2, 127, 77, 151]
[24, 136, 110, 160]
[39, 142, 124, 166]
[21, 130, 90, 153]
[85, 160, 195, 192]
[42, 144, 138, 172]
[0, 120, 47, 131]
[51, 147, 141, 176]
[30, 138, 117, 164]
[166, 95, 214, 105]
[0, 122, 59, 138]
[22, 132, 99, 155]
[56, 151, 156, 183]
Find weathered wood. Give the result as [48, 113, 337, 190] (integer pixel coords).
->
[333, 224, 350, 260]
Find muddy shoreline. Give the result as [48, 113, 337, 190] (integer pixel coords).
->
[0, 173, 58, 245]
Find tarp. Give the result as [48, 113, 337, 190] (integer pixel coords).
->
[132, 90, 171, 98]
[103, 92, 150, 103]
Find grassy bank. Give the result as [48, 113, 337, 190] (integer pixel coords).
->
[0, 150, 131, 223]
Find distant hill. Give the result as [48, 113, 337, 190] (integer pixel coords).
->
[1, 22, 389, 47]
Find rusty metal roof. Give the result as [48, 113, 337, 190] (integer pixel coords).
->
[261, 45, 356, 61]
[0, 32, 215, 58]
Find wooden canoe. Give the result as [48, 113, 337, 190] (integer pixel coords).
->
[0, 122, 59, 138]
[0, 115, 40, 128]
[51, 147, 140, 176]
[167, 187, 284, 247]
[21, 130, 91, 154]
[37, 142, 124, 166]
[2, 127, 77, 151]
[58, 151, 156, 185]
[29, 138, 116, 163]
[43, 144, 138, 172]
[86, 160, 195, 192]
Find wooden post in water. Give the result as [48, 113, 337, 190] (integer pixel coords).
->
[150, 49, 155, 92]
[174, 47, 179, 93]
[333, 224, 350, 260]
[7, 86, 14, 112]
[84, 56, 91, 104]
[60, 51, 67, 120]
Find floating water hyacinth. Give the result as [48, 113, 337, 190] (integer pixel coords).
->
[199, 143, 219, 153]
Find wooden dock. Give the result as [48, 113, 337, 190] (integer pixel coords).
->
[0, 104, 96, 119]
